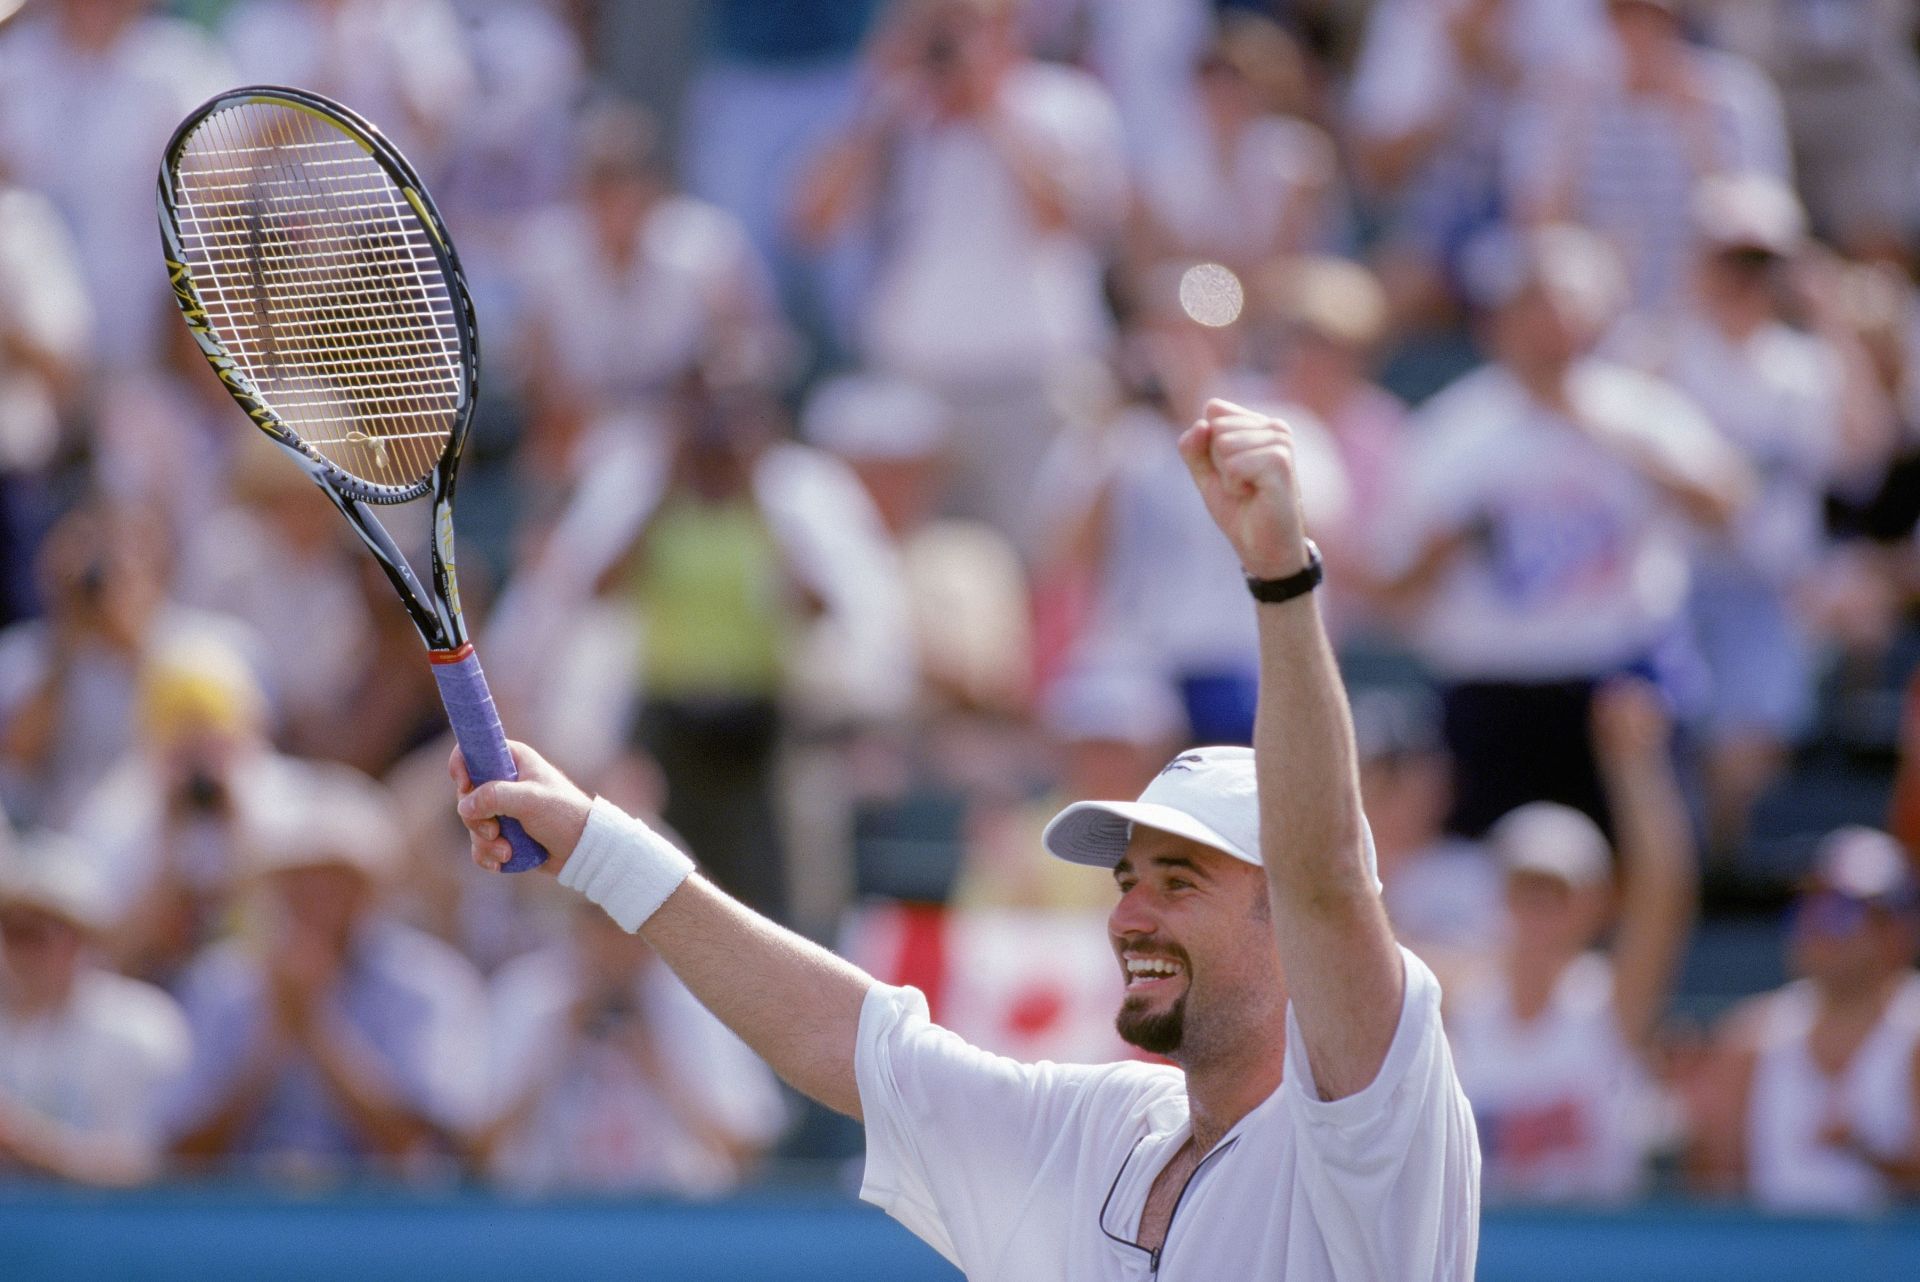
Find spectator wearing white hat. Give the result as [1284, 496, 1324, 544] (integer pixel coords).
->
[1445, 682, 1697, 1204]
[0, 832, 190, 1185]
[802, 371, 1029, 719]
[165, 772, 487, 1178]
[1693, 828, 1920, 1214]
[1617, 173, 1896, 858]
[1379, 223, 1750, 838]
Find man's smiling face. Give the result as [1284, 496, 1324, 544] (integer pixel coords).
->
[1109, 827, 1285, 1064]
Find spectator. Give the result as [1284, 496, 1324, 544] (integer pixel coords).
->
[1448, 682, 1697, 1203]
[1618, 174, 1893, 859]
[1126, 14, 1337, 275]
[0, 832, 190, 1186]
[220, 0, 478, 178]
[67, 637, 279, 986]
[1347, 0, 1610, 292]
[0, 171, 90, 625]
[481, 898, 788, 1194]
[1037, 321, 1349, 747]
[284, 555, 453, 779]
[1378, 224, 1749, 836]
[1692, 828, 1920, 1214]
[1511, 0, 1791, 310]
[1699, 0, 1920, 259]
[0, 502, 239, 829]
[166, 773, 487, 1179]
[0, 0, 229, 372]
[679, 0, 880, 324]
[515, 99, 786, 490]
[439, 0, 585, 231]
[801, 371, 1029, 719]
[175, 434, 375, 751]
[792, 0, 1127, 538]
[1239, 255, 1411, 634]
[1353, 686, 1501, 975]
[594, 379, 824, 925]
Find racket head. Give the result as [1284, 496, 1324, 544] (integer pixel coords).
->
[157, 85, 479, 505]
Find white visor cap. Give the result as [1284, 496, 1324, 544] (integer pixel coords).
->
[1042, 746, 1381, 890]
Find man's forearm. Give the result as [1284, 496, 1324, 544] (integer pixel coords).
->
[1253, 592, 1403, 1100]
[639, 875, 875, 1120]
[1253, 595, 1372, 905]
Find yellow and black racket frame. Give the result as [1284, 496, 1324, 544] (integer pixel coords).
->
[157, 84, 482, 653]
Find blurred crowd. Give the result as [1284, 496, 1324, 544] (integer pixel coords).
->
[1, 0, 1920, 1214]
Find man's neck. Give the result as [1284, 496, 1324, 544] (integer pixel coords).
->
[1180, 1040, 1286, 1154]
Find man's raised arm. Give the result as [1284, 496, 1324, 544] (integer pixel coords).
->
[1178, 399, 1404, 1101]
[453, 748, 875, 1119]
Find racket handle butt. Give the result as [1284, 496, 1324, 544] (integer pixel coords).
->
[431, 646, 549, 873]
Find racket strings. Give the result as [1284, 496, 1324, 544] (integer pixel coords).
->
[170, 99, 461, 489]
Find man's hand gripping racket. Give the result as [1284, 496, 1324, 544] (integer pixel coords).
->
[157, 85, 547, 870]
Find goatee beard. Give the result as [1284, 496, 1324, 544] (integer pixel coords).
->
[1116, 990, 1186, 1056]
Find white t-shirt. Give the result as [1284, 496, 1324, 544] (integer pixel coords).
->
[516, 195, 780, 412]
[0, 186, 90, 474]
[1447, 952, 1661, 1204]
[1747, 974, 1920, 1216]
[855, 947, 1479, 1280]
[0, 968, 191, 1160]
[861, 63, 1127, 387]
[1133, 110, 1332, 266]
[1621, 312, 1841, 582]
[1382, 359, 1721, 681]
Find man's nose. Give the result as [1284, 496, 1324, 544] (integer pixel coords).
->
[1109, 883, 1159, 939]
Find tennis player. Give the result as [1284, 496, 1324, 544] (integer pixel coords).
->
[454, 399, 1480, 1278]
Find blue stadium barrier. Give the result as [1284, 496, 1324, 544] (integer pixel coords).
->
[2, 1187, 1918, 1280]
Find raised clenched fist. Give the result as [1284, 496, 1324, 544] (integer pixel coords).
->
[1177, 399, 1312, 581]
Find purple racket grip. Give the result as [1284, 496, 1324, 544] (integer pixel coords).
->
[430, 645, 548, 872]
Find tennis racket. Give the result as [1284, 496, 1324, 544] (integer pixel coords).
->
[157, 85, 546, 872]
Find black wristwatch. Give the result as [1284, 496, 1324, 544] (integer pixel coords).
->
[1245, 539, 1323, 605]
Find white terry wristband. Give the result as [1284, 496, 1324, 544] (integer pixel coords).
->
[557, 797, 695, 933]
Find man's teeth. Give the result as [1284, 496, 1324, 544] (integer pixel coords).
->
[1126, 958, 1182, 982]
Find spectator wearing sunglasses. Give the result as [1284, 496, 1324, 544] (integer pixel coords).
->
[1692, 828, 1920, 1214]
